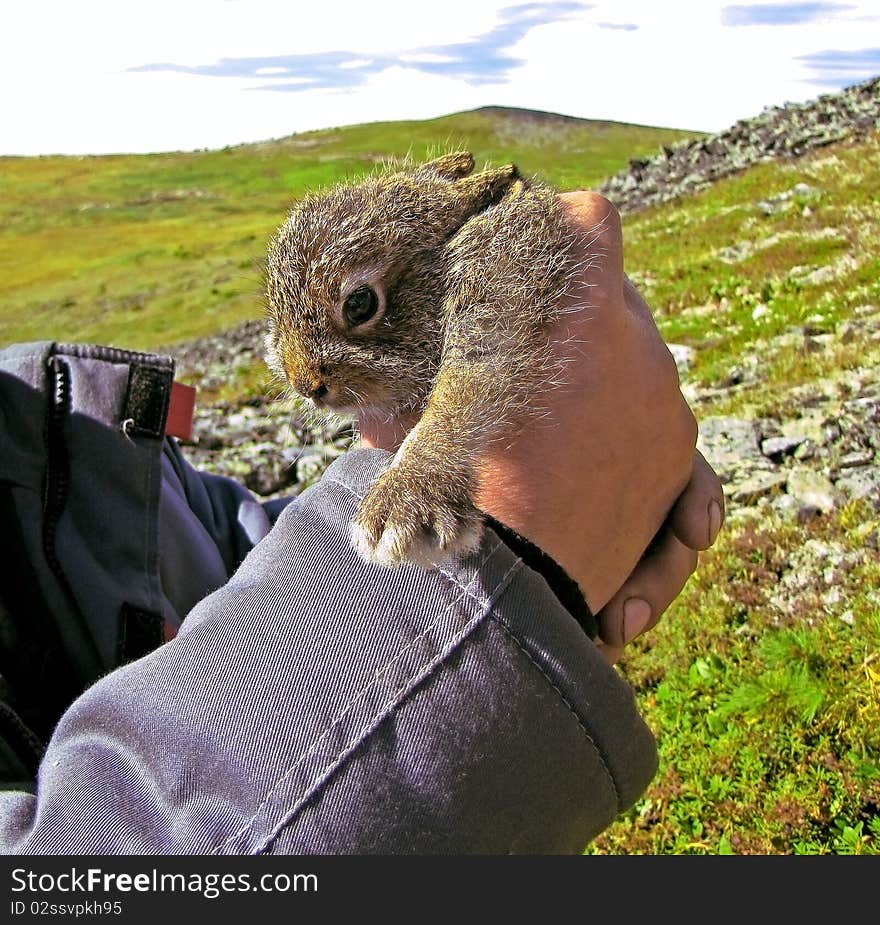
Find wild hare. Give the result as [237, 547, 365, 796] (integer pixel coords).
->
[264, 151, 583, 568]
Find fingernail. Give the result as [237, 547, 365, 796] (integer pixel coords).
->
[708, 499, 723, 546]
[622, 598, 652, 644]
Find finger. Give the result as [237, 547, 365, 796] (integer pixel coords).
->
[622, 274, 655, 325]
[595, 525, 699, 651]
[668, 450, 726, 551]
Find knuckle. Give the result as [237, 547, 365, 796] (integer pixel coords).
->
[703, 454, 725, 497]
[560, 191, 622, 240]
[661, 346, 685, 390]
[683, 405, 699, 451]
[664, 549, 698, 606]
[580, 190, 620, 221]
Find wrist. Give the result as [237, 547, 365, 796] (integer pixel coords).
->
[476, 454, 640, 616]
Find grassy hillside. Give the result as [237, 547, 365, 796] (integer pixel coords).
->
[628, 136, 880, 414]
[588, 130, 880, 854]
[0, 108, 698, 350]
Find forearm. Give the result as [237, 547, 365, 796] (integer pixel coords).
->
[0, 449, 656, 855]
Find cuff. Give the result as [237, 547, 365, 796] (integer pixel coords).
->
[484, 515, 598, 640]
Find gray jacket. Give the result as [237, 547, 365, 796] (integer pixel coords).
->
[0, 341, 657, 854]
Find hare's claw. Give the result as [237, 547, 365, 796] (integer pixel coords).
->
[352, 469, 482, 568]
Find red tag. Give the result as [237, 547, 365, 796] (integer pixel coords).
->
[166, 381, 196, 441]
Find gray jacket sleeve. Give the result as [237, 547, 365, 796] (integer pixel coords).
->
[0, 344, 657, 854]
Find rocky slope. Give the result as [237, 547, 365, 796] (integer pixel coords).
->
[598, 75, 880, 215]
[690, 309, 880, 521]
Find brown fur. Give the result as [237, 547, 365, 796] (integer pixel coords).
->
[265, 151, 582, 567]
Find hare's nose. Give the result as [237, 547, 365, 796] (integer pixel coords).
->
[301, 381, 328, 401]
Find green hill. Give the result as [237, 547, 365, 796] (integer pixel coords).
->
[0, 108, 699, 350]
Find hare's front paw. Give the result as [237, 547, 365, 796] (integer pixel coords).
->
[351, 468, 483, 568]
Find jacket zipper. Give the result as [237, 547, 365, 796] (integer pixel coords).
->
[41, 354, 101, 679]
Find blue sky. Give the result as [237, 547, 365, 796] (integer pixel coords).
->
[1, 0, 878, 155]
[722, 1, 856, 25]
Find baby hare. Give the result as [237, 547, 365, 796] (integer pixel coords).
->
[264, 151, 580, 567]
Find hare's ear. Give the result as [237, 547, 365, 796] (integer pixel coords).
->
[453, 163, 521, 217]
[419, 151, 475, 181]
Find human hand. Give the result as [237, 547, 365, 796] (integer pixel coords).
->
[359, 191, 724, 664]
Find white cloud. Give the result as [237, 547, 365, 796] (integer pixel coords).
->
[398, 54, 460, 64]
[338, 59, 375, 70]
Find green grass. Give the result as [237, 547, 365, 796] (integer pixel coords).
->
[0, 108, 699, 350]
[589, 499, 880, 855]
[623, 135, 880, 405]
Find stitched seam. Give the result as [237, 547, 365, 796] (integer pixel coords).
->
[254, 561, 523, 854]
[492, 617, 621, 808]
[210, 578, 473, 854]
[212, 576, 474, 853]
[210, 541, 510, 854]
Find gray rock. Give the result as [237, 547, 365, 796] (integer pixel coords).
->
[697, 416, 768, 482]
[787, 467, 841, 513]
[835, 467, 880, 502]
[757, 198, 793, 216]
[667, 343, 696, 375]
[838, 450, 876, 469]
[794, 440, 817, 460]
[732, 472, 789, 504]
[854, 304, 880, 317]
[717, 242, 752, 263]
[244, 457, 294, 496]
[767, 329, 804, 352]
[761, 435, 806, 461]
[804, 332, 836, 351]
[771, 493, 802, 520]
[782, 411, 840, 447]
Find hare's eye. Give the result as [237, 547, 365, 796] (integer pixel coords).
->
[343, 285, 379, 326]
